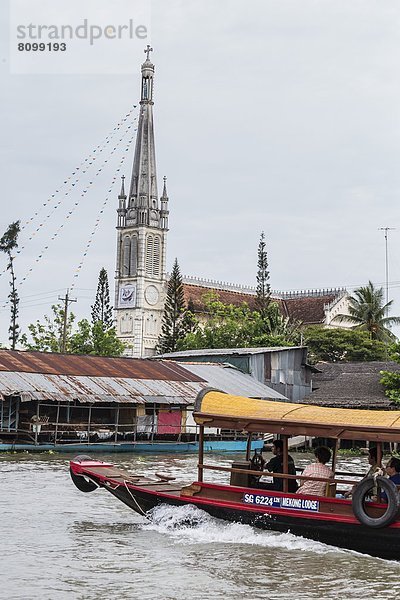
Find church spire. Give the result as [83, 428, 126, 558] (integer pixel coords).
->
[127, 45, 159, 227]
[160, 175, 169, 230]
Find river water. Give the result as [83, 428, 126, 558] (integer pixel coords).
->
[1, 452, 399, 600]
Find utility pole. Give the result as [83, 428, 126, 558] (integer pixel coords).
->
[58, 289, 77, 353]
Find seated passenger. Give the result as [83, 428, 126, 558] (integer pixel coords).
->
[264, 439, 298, 493]
[381, 457, 400, 502]
[343, 446, 382, 499]
[297, 446, 333, 496]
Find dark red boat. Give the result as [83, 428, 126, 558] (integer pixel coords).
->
[70, 389, 400, 560]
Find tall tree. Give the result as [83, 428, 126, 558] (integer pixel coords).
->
[91, 267, 113, 330]
[179, 297, 300, 351]
[21, 304, 75, 352]
[304, 326, 387, 363]
[21, 304, 125, 356]
[255, 231, 271, 319]
[333, 281, 400, 343]
[157, 258, 194, 353]
[0, 221, 21, 349]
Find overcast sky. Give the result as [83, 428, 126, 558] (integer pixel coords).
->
[1, 0, 400, 346]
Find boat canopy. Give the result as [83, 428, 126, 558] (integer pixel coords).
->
[193, 389, 400, 442]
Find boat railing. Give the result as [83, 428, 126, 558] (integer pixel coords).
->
[198, 463, 362, 487]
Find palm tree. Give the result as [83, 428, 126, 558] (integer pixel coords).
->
[333, 281, 400, 342]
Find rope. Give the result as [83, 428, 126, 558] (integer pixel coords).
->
[123, 480, 150, 519]
[13, 122, 136, 295]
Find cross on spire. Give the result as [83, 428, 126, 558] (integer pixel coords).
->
[144, 45, 153, 60]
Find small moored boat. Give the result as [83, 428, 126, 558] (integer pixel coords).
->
[70, 388, 400, 560]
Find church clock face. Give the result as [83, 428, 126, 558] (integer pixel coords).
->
[145, 285, 159, 306]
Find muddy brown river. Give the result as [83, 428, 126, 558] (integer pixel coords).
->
[1, 452, 399, 599]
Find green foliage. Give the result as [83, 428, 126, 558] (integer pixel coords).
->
[338, 448, 363, 456]
[380, 370, 400, 404]
[70, 319, 125, 357]
[333, 281, 400, 343]
[157, 259, 196, 353]
[21, 304, 75, 352]
[91, 267, 113, 330]
[178, 298, 300, 351]
[380, 343, 400, 404]
[0, 221, 21, 349]
[304, 326, 387, 363]
[21, 304, 125, 357]
[255, 231, 270, 319]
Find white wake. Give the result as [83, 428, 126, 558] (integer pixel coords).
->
[141, 503, 339, 555]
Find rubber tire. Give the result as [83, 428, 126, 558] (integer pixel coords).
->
[70, 455, 97, 493]
[352, 476, 400, 528]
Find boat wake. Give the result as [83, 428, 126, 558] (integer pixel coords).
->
[142, 503, 339, 555]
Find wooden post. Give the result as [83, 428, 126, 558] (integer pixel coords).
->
[246, 432, 252, 461]
[87, 405, 92, 445]
[114, 406, 120, 443]
[133, 408, 137, 443]
[198, 425, 204, 482]
[151, 405, 156, 443]
[332, 439, 340, 473]
[34, 401, 40, 446]
[377, 442, 383, 467]
[54, 402, 60, 445]
[282, 435, 289, 493]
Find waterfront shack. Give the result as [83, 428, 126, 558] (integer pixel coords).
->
[0, 349, 286, 450]
[156, 346, 316, 402]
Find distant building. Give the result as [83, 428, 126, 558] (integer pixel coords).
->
[114, 50, 351, 357]
[301, 361, 400, 409]
[156, 346, 317, 403]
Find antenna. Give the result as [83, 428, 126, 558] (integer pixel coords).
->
[378, 227, 395, 314]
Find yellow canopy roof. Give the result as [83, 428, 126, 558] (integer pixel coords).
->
[193, 389, 400, 442]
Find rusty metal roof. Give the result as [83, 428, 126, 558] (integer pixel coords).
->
[0, 350, 286, 405]
[0, 349, 203, 381]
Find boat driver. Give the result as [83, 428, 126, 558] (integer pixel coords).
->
[264, 439, 298, 493]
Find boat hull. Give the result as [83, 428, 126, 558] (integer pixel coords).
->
[108, 483, 400, 560]
[69, 458, 400, 560]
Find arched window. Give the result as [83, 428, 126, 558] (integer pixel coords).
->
[153, 236, 160, 277]
[130, 236, 138, 276]
[122, 236, 131, 276]
[145, 235, 153, 275]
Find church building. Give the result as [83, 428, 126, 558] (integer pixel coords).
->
[114, 49, 350, 358]
[114, 47, 168, 357]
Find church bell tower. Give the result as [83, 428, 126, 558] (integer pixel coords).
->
[115, 46, 169, 357]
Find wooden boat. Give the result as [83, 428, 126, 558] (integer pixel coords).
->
[70, 389, 400, 559]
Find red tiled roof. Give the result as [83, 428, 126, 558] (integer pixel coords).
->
[183, 284, 258, 312]
[183, 284, 338, 325]
[279, 295, 338, 324]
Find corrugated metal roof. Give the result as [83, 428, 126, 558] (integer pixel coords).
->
[0, 372, 203, 404]
[0, 353, 288, 404]
[181, 363, 287, 399]
[156, 347, 304, 358]
[0, 349, 204, 381]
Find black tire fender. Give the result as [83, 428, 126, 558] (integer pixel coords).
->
[352, 476, 400, 528]
[70, 455, 97, 493]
